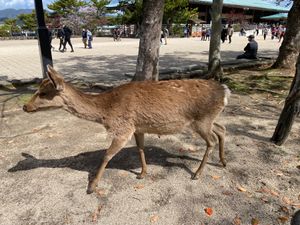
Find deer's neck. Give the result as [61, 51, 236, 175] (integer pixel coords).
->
[61, 85, 108, 123]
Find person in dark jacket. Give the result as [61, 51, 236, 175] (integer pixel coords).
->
[221, 26, 228, 43]
[236, 35, 258, 59]
[56, 27, 64, 51]
[62, 25, 74, 52]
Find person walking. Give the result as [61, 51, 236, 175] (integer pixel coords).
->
[162, 27, 169, 45]
[82, 28, 87, 48]
[227, 25, 234, 43]
[87, 29, 93, 49]
[236, 35, 258, 59]
[56, 27, 64, 51]
[47, 27, 54, 51]
[221, 25, 228, 43]
[263, 27, 268, 40]
[62, 25, 74, 52]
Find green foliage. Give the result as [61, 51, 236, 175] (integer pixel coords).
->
[164, 0, 198, 24]
[118, 0, 143, 25]
[118, 0, 197, 27]
[0, 24, 11, 37]
[18, 11, 37, 31]
[3, 18, 21, 34]
[47, 0, 87, 17]
[89, 0, 110, 17]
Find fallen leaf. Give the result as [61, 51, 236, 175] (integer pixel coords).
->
[95, 189, 107, 197]
[280, 206, 289, 214]
[292, 203, 300, 208]
[260, 197, 269, 203]
[118, 171, 128, 177]
[233, 215, 242, 225]
[222, 190, 233, 196]
[134, 184, 145, 190]
[277, 216, 289, 223]
[270, 190, 280, 197]
[211, 175, 221, 180]
[282, 196, 292, 205]
[8, 140, 14, 144]
[150, 215, 159, 223]
[91, 205, 102, 222]
[251, 218, 260, 225]
[237, 185, 247, 192]
[257, 187, 270, 194]
[204, 208, 213, 216]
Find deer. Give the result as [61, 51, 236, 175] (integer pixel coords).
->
[23, 65, 230, 194]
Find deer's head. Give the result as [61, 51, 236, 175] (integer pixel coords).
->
[23, 65, 65, 112]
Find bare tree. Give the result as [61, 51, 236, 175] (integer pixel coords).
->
[272, 0, 300, 69]
[133, 0, 165, 81]
[271, 53, 300, 145]
[206, 0, 223, 80]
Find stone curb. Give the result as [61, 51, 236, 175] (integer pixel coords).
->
[0, 58, 275, 87]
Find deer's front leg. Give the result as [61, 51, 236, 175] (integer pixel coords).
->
[87, 132, 132, 194]
[134, 133, 147, 179]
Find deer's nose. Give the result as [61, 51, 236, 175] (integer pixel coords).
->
[23, 105, 28, 112]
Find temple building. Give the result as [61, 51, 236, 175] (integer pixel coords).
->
[189, 0, 290, 23]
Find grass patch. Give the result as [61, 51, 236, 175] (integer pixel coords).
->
[17, 93, 33, 104]
[223, 69, 292, 97]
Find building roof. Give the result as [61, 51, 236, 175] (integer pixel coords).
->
[190, 0, 290, 12]
[261, 12, 288, 20]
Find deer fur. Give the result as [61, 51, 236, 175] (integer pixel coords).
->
[23, 65, 230, 194]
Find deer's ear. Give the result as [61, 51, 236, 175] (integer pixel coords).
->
[47, 65, 64, 91]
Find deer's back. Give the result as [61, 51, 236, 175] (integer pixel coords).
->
[102, 79, 227, 134]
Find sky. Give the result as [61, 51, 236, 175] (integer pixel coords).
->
[0, 0, 120, 10]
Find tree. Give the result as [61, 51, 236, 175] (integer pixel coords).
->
[272, 0, 300, 69]
[271, 53, 300, 145]
[18, 11, 37, 31]
[47, 0, 87, 17]
[163, 0, 197, 26]
[207, 0, 223, 80]
[3, 18, 20, 34]
[89, 0, 110, 18]
[133, 0, 165, 81]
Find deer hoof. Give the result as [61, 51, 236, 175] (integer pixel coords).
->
[191, 174, 199, 180]
[221, 160, 227, 167]
[137, 173, 146, 179]
[86, 184, 95, 194]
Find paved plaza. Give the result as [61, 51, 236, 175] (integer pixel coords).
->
[0, 32, 281, 85]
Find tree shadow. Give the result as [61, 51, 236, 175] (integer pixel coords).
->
[8, 146, 202, 190]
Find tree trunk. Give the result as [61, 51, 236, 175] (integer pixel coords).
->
[133, 0, 165, 81]
[271, 53, 300, 145]
[272, 0, 300, 69]
[207, 0, 223, 80]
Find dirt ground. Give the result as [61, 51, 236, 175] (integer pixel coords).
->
[0, 68, 299, 225]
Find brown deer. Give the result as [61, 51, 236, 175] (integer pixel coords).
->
[23, 65, 230, 194]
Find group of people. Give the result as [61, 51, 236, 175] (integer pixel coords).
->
[221, 24, 234, 43]
[56, 25, 74, 52]
[81, 28, 93, 49]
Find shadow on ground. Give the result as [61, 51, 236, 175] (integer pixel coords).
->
[8, 146, 203, 189]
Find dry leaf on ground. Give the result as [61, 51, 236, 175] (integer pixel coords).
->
[251, 218, 260, 225]
[150, 215, 159, 223]
[204, 208, 213, 216]
[237, 185, 247, 192]
[233, 215, 242, 225]
[277, 216, 289, 223]
[134, 184, 145, 190]
[211, 175, 221, 180]
[91, 205, 102, 222]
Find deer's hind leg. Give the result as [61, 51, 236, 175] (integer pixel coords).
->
[191, 121, 218, 180]
[134, 133, 147, 179]
[87, 131, 133, 194]
[213, 122, 226, 167]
